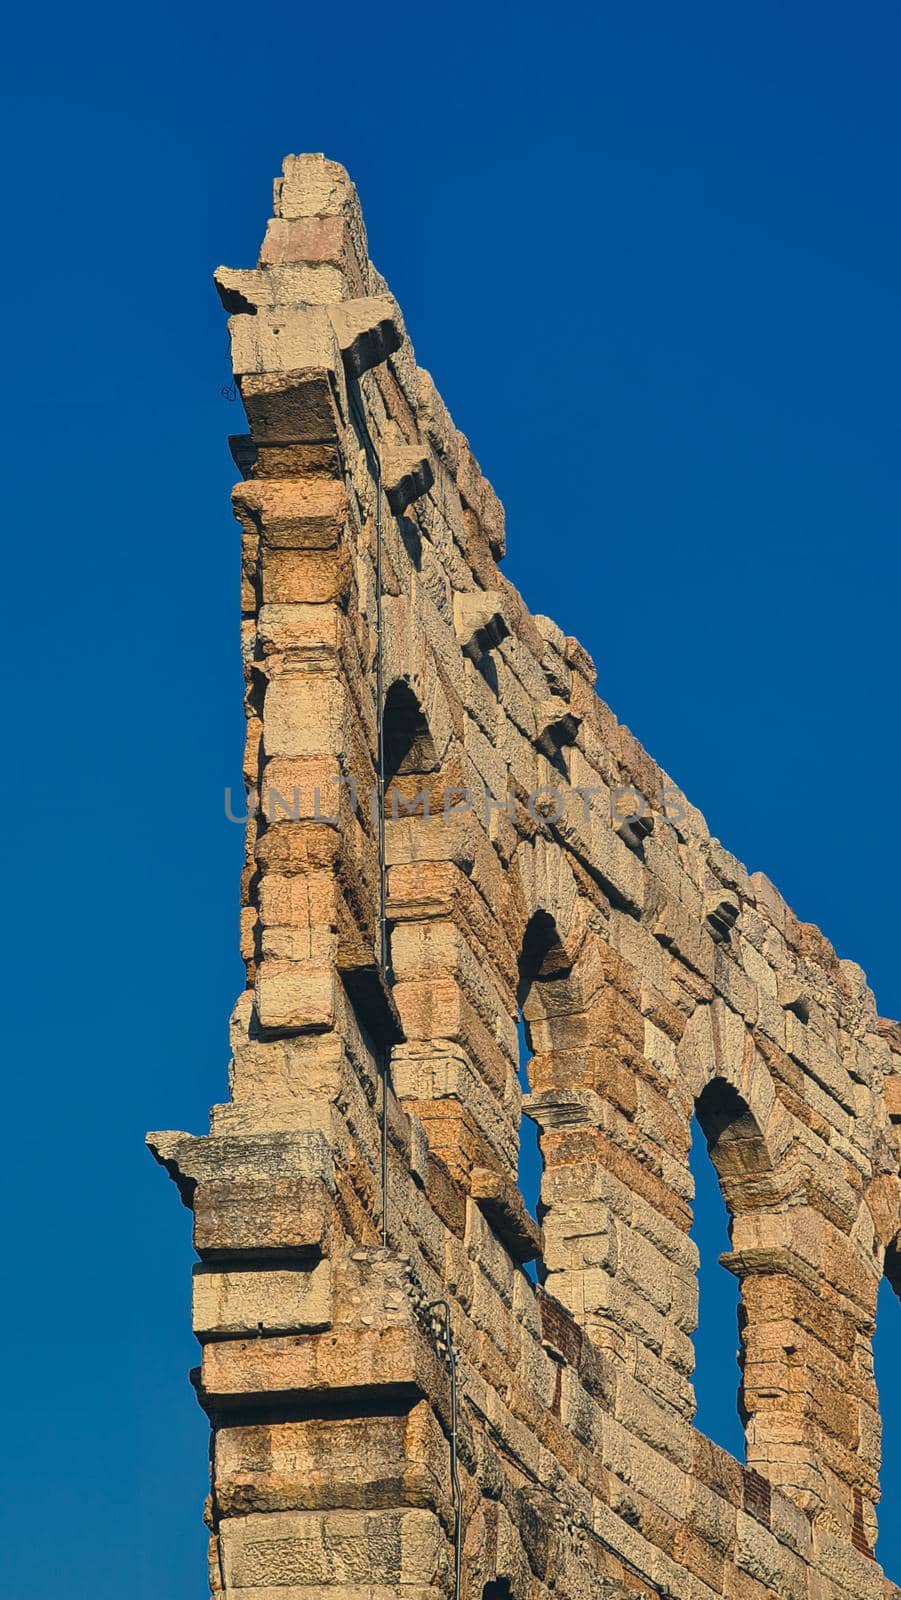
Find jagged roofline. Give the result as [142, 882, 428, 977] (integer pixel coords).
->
[148, 154, 901, 1600]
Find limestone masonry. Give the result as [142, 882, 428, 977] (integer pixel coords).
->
[149, 155, 901, 1600]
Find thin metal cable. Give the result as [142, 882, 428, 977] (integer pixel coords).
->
[373, 437, 392, 1247]
[425, 1299, 462, 1600]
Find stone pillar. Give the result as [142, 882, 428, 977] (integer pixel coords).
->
[150, 156, 455, 1598]
[525, 920, 699, 1424]
[725, 1208, 882, 1547]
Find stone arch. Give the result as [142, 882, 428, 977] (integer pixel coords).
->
[677, 1001, 791, 1178]
[505, 839, 605, 1299]
[507, 837, 599, 1080]
[677, 1001, 882, 1521]
[863, 1175, 901, 1265]
[382, 677, 439, 784]
[386, 681, 522, 1198]
[678, 1003, 793, 1432]
[512, 907, 585, 1240]
[510, 839, 658, 1346]
[508, 833, 599, 1088]
[689, 1100, 745, 1457]
[517, 910, 580, 1027]
[511, 834, 583, 965]
[380, 591, 454, 728]
[379, 666, 454, 815]
[695, 1076, 780, 1218]
[462, 1496, 531, 1600]
[690, 1076, 777, 1455]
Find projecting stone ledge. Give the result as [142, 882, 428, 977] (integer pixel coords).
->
[220, 293, 406, 445]
[535, 699, 581, 760]
[453, 589, 509, 661]
[222, 293, 403, 380]
[193, 1175, 336, 1260]
[197, 1323, 429, 1411]
[146, 1128, 335, 1206]
[192, 1257, 333, 1340]
[381, 446, 434, 515]
[470, 1165, 542, 1263]
[330, 295, 403, 377]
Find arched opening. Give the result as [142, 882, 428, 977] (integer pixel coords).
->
[517, 909, 572, 995]
[695, 1079, 774, 1214]
[341, 677, 442, 1048]
[516, 1013, 540, 1233]
[370, 678, 444, 1050]
[690, 1079, 773, 1460]
[875, 1249, 901, 1576]
[482, 1583, 513, 1600]
[515, 911, 575, 1281]
[689, 1108, 744, 1458]
[382, 679, 438, 785]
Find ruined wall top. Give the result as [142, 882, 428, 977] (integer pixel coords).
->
[150, 154, 901, 1600]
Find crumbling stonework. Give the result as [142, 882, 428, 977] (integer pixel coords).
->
[149, 155, 901, 1600]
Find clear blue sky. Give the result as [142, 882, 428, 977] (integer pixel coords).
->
[2, 2, 899, 1592]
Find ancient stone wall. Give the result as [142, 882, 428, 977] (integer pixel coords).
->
[149, 154, 901, 1600]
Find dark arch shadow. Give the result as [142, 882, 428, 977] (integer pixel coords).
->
[516, 909, 572, 1009]
[695, 1078, 775, 1215]
[382, 679, 439, 784]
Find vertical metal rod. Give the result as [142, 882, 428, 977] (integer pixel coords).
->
[374, 448, 388, 985]
[373, 444, 392, 1247]
[425, 1299, 462, 1600]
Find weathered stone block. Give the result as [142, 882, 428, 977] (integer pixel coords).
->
[193, 1260, 332, 1339]
[252, 960, 336, 1032]
[453, 589, 509, 659]
[381, 446, 434, 516]
[213, 1403, 451, 1521]
[263, 676, 348, 757]
[218, 1507, 446, 1589]
[194, 1177, 333, 1260]
[199, 1322, 441, 1414]
[233, 478, 348, 550]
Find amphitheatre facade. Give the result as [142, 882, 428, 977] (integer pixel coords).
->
[150, 155, 901, 1600]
